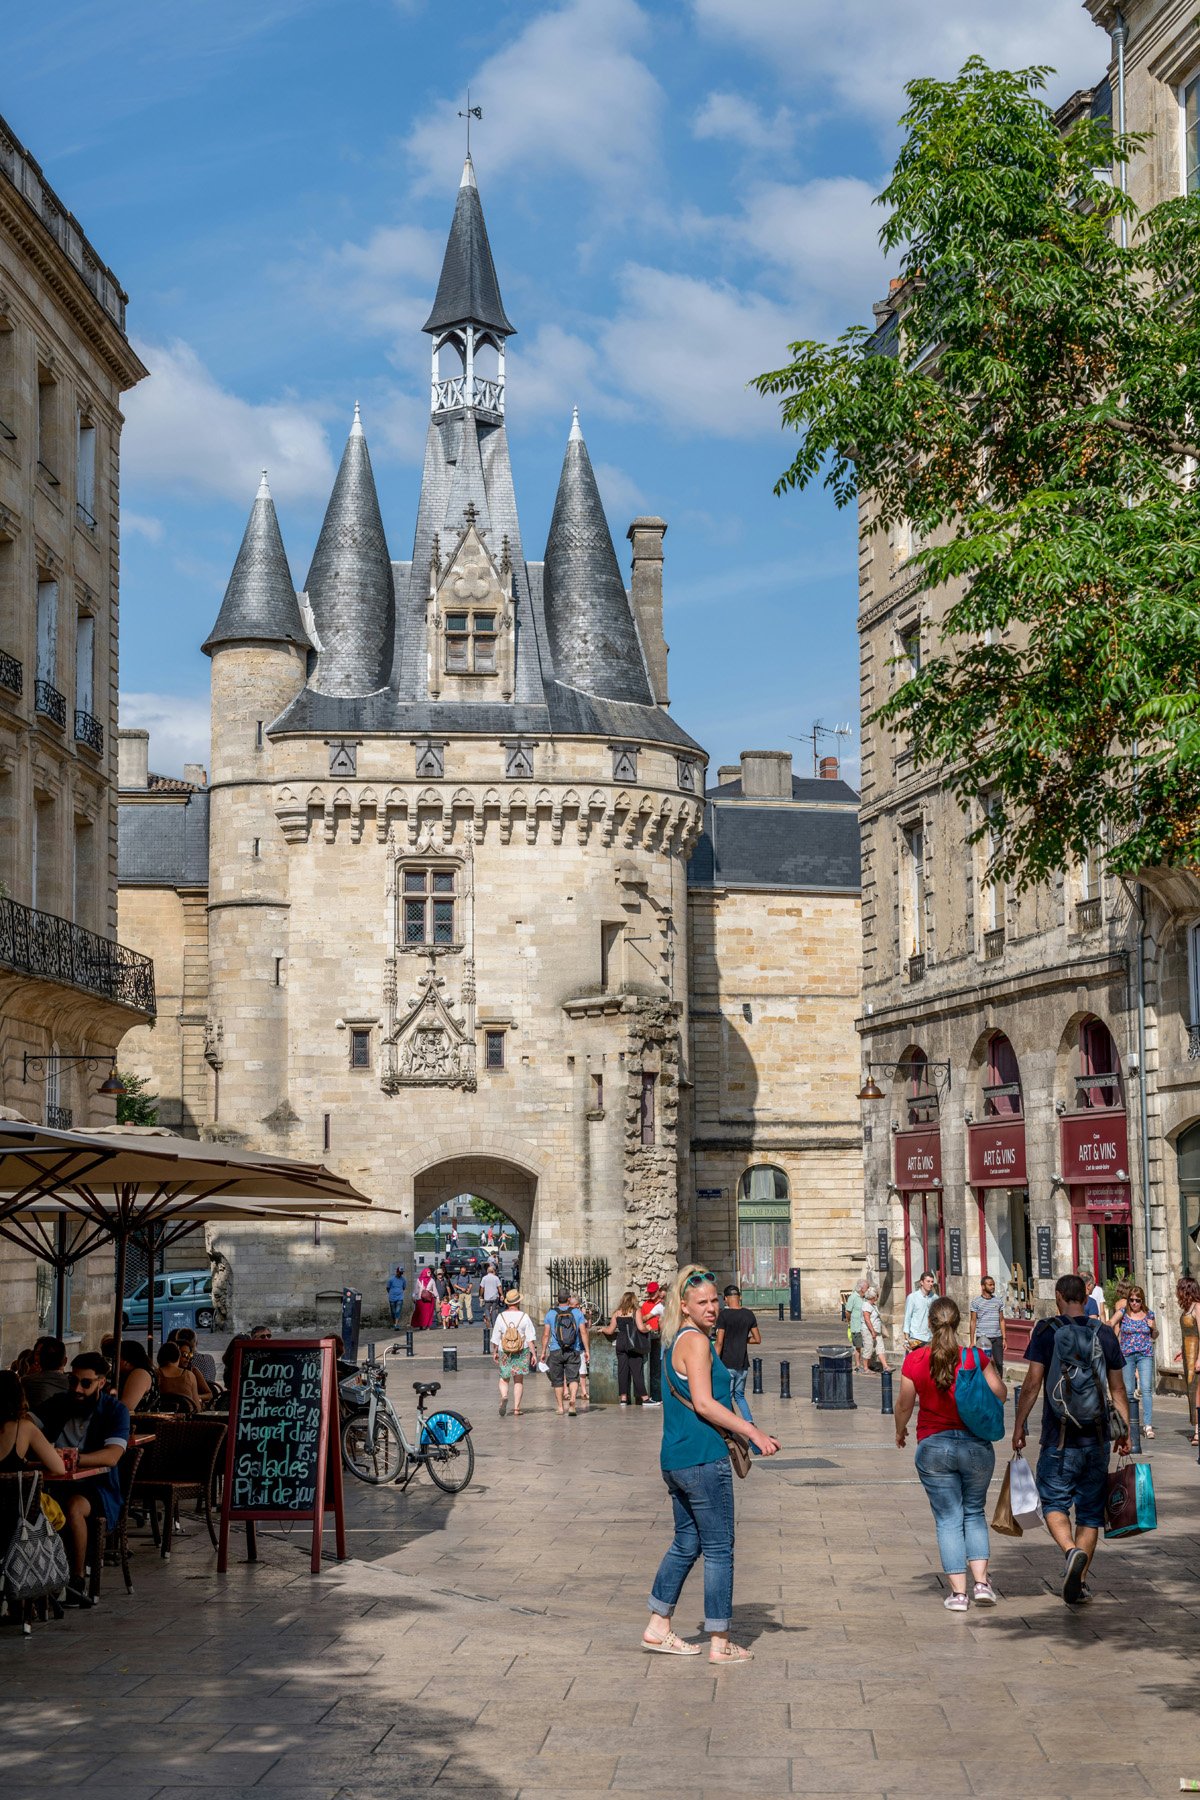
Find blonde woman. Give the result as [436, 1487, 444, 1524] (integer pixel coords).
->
[643, 1265, 780, 1663]
[596, 1289, 648, 1405]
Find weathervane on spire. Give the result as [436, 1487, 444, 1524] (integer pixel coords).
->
[458, 89, 482, 156]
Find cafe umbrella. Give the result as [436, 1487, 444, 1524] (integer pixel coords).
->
[0, 1120, 378, 1368]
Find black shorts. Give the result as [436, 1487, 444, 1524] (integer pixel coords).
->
[546, 1348, 581, 1387]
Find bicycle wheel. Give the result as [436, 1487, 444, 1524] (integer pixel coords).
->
[420, 1410, 475, 1494]
[341, 1410, 405, 1484]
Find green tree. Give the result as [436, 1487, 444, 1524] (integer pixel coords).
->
[469, 1195, 507, 1228]
[116, 1071, 159, 1126]
[754, 58, 1200, 888]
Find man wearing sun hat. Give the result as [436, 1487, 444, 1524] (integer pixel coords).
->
[638, 1280, 665, 1407]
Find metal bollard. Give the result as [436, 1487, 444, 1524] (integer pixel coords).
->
[780, 1359, 791, 1399]
[1012, 1381, 1021, 1414]
[1128, 1396, 1142, 1456]
[811, 1363, 819, 1403]
[483, 1326, 491, 1356]
[880, 1369, 894, 1415]
[442, 1346, 458, 1373]
[405, 1329, 414, 1358]
[752, 1356, 763, 1395]
[778, 1301, 785, 1322]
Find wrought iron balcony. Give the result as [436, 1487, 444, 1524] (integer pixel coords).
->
[1190, 1023, 1200, 1062]
[35, 679, 66, 726]
[907, 952, 926, 983]
[1075, 897, 1102, 931]
[0, 895, 155, 1017]
[0, 649, 21, 696]
[983, 927, 1006, 961]
[74, 708, 103, 753]
[46, 1105, 73, 1130]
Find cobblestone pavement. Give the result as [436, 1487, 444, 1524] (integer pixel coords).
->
[4, 1314, 1200, 1799]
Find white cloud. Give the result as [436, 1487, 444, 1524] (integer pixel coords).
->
[599, 265, 796, 437]
[123, 340, 336, 504]
[592, 459, 650, 529]
[120, 691, 211, 777]
[693, 91, 792, 151]
[733, 176, 890, 312]
[308, 222, 442, 341]
[692, 0, 1102, 129]
[404, 0, 663, 194]
[122, 510, 164, 543]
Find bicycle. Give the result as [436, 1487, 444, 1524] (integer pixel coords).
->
[339, 1360, 475, 1493]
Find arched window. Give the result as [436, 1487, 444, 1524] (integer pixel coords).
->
[737, 1166, 790, 1306]
[1077, 1017, 1122, 1110]
[906, 1049, 937, 1125]
[982, 1032, 1022, 1117]
[739, 1166, 789, 1204]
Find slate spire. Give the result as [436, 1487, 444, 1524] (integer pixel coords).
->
[543, 412, 654, 705]
[304, 408, 394, 697]
[422, 155, 516, 339]
[203, 472, 310, 655]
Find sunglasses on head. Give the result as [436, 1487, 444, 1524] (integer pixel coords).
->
[684, 1270, 717, 1290]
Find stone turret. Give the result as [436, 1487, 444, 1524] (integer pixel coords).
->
[543, 410, 654, 704]
[305, 407, 394, 698]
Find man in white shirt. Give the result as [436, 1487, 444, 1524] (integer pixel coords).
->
[479, 1264, 503, 1327]
[903, 1271, 938, 1347]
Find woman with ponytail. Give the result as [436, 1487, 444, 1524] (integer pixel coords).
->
[642, 1265, 780, 1662]
[894, 1296, 1007, 1612]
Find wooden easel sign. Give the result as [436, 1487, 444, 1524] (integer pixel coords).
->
[216, 1336, 346, 1574]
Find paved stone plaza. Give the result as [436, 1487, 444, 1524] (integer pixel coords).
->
[4, 1316, 1200, 1799]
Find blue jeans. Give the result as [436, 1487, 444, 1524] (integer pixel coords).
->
[649, 1458, 734, 1632]
[728, 1367, 752, 1422]
[914, 1430, 995, 1574]
[1124, 1352, 1154, 1429]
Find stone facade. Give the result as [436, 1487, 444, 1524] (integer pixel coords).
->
[0, 112, 151, 1357]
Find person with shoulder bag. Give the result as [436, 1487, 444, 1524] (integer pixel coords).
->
[642, 1267, 779, 1664]
[597, 1290, 648, 1406]
[894, 1297, 1007, 1612]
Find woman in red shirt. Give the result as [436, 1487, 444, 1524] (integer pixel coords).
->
[895, 1297, 1007, 1612]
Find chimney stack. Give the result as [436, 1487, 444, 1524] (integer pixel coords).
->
[182, 763, 208, 788]
[819, 755, 840, 781]
[739, 750, 792, 799]
[717, 765, 740, 789]
[627, 516, 669, 707]
[118, 727, 149, 791]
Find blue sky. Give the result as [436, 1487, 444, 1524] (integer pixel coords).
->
[5, 0, 1103, 778]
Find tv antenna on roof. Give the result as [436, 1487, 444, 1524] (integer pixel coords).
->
[459, 89, 482, 157]
[790, 720, 850, 778]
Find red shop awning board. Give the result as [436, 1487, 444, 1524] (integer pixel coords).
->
[1059, 1111, 1130, 1184]
[893, 1127, 942, 1191]
[967, 1119, 1027, 1187]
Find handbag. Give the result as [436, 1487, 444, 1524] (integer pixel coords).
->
[2, 1474, 70, 1602]
[663, 1352, 752, 1478]
[1105, 1455, 1157, 1538]
[991, 1458, 1022, 1537]
[954, 1347, 1005, 1441]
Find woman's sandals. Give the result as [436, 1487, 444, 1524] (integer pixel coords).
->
[708, 1639, 753, 1664]
[642, 1627, 701, 1656]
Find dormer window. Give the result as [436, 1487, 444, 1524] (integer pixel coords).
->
[445, 610, 497, 674]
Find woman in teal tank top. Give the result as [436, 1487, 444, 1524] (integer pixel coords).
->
[643, 1264, 780, 1664]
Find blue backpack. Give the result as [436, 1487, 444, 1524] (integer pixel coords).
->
[954, 1347, 1005, 1441]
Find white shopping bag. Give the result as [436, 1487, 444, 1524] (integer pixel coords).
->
[1009, 1452, 1043, 1529]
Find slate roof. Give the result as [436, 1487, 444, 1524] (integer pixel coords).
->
[707, 773, 860, 806]
[203, 474, 310, 655]
[689, 796, 861, 892]
[305, 410, 394, 697]
[118, 791, 210, 887]
[422, 157, 515, 340]
[543, 415, 654, 706]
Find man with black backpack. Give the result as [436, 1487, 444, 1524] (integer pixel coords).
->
[540, 1289, 589, 1416]
[1012, 1272, 1130, 1605]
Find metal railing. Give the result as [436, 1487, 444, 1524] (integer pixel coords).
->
[546, 1256, 610, 1322]
[74, 708, 103, 752]
[1189, 1024, 1200, 1063]
[983, 927, 1005, 961]
[907, 952, 925, 982]
[46, 1106, 73, 1130]
[0, 649, 21, 695]
[1075, 897, 1102, 931]
[0, 895, 156, 1016]
[35, 679, 66, 726]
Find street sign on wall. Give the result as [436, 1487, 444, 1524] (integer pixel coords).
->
[947, 1228, 963, 1277]
[1036, 1224, 1053, 1280]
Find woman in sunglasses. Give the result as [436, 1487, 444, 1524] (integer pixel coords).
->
[642, 1265, 779, 1664]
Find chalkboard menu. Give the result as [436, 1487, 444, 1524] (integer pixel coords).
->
[217, 1337, 346, 1575]
[1036, 1224, 1053, 1280]
[948, 1228, 963, 1277]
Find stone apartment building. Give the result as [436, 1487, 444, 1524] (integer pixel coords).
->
[115, 155, 865, 1324]
[858, 0, 1200, 1362]
[0, 113, 153, 1353]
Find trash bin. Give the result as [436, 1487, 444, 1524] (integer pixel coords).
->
[815, 1344, 856, 1410]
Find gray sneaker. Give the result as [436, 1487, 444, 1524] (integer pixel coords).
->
[1062, 1547, 1089, 1604]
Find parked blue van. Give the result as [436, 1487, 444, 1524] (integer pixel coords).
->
[121, 1269, 215, 1332]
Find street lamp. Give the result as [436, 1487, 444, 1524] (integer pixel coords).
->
[856, 1073, 885, 1102]
[23, 1052, 126, 1099]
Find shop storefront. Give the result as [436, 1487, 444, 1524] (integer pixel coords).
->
[1059, 1111, 1132, 1282]
[968, 1116, 1033, 1358]
[893, 1126, 944, 1291]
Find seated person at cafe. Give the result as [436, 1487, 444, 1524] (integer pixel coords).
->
[1, 1366, 67, 1479]
[169, 1328, 215, 1403]
[117, 1340, 156, 1412]
[39, 1351, 130, 1607]
[22, 1336, 69, 1411]
[221, 1323, 272, 1393]
[155, 1341, 203, 1411]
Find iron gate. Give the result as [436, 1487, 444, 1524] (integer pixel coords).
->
[546, 1256, 610, 1321]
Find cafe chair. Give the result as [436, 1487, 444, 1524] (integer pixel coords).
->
[132, 1415, 227, 1558]
[87, 1438, 148, 1600]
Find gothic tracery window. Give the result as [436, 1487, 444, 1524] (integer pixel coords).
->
[401, 865, 457, 946]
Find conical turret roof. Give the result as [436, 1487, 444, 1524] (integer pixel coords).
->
[305, 406, 394, 697]
[422, 156, 516, 339]
[203, 472, 310, 655]
[543, 411, 653, 705]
